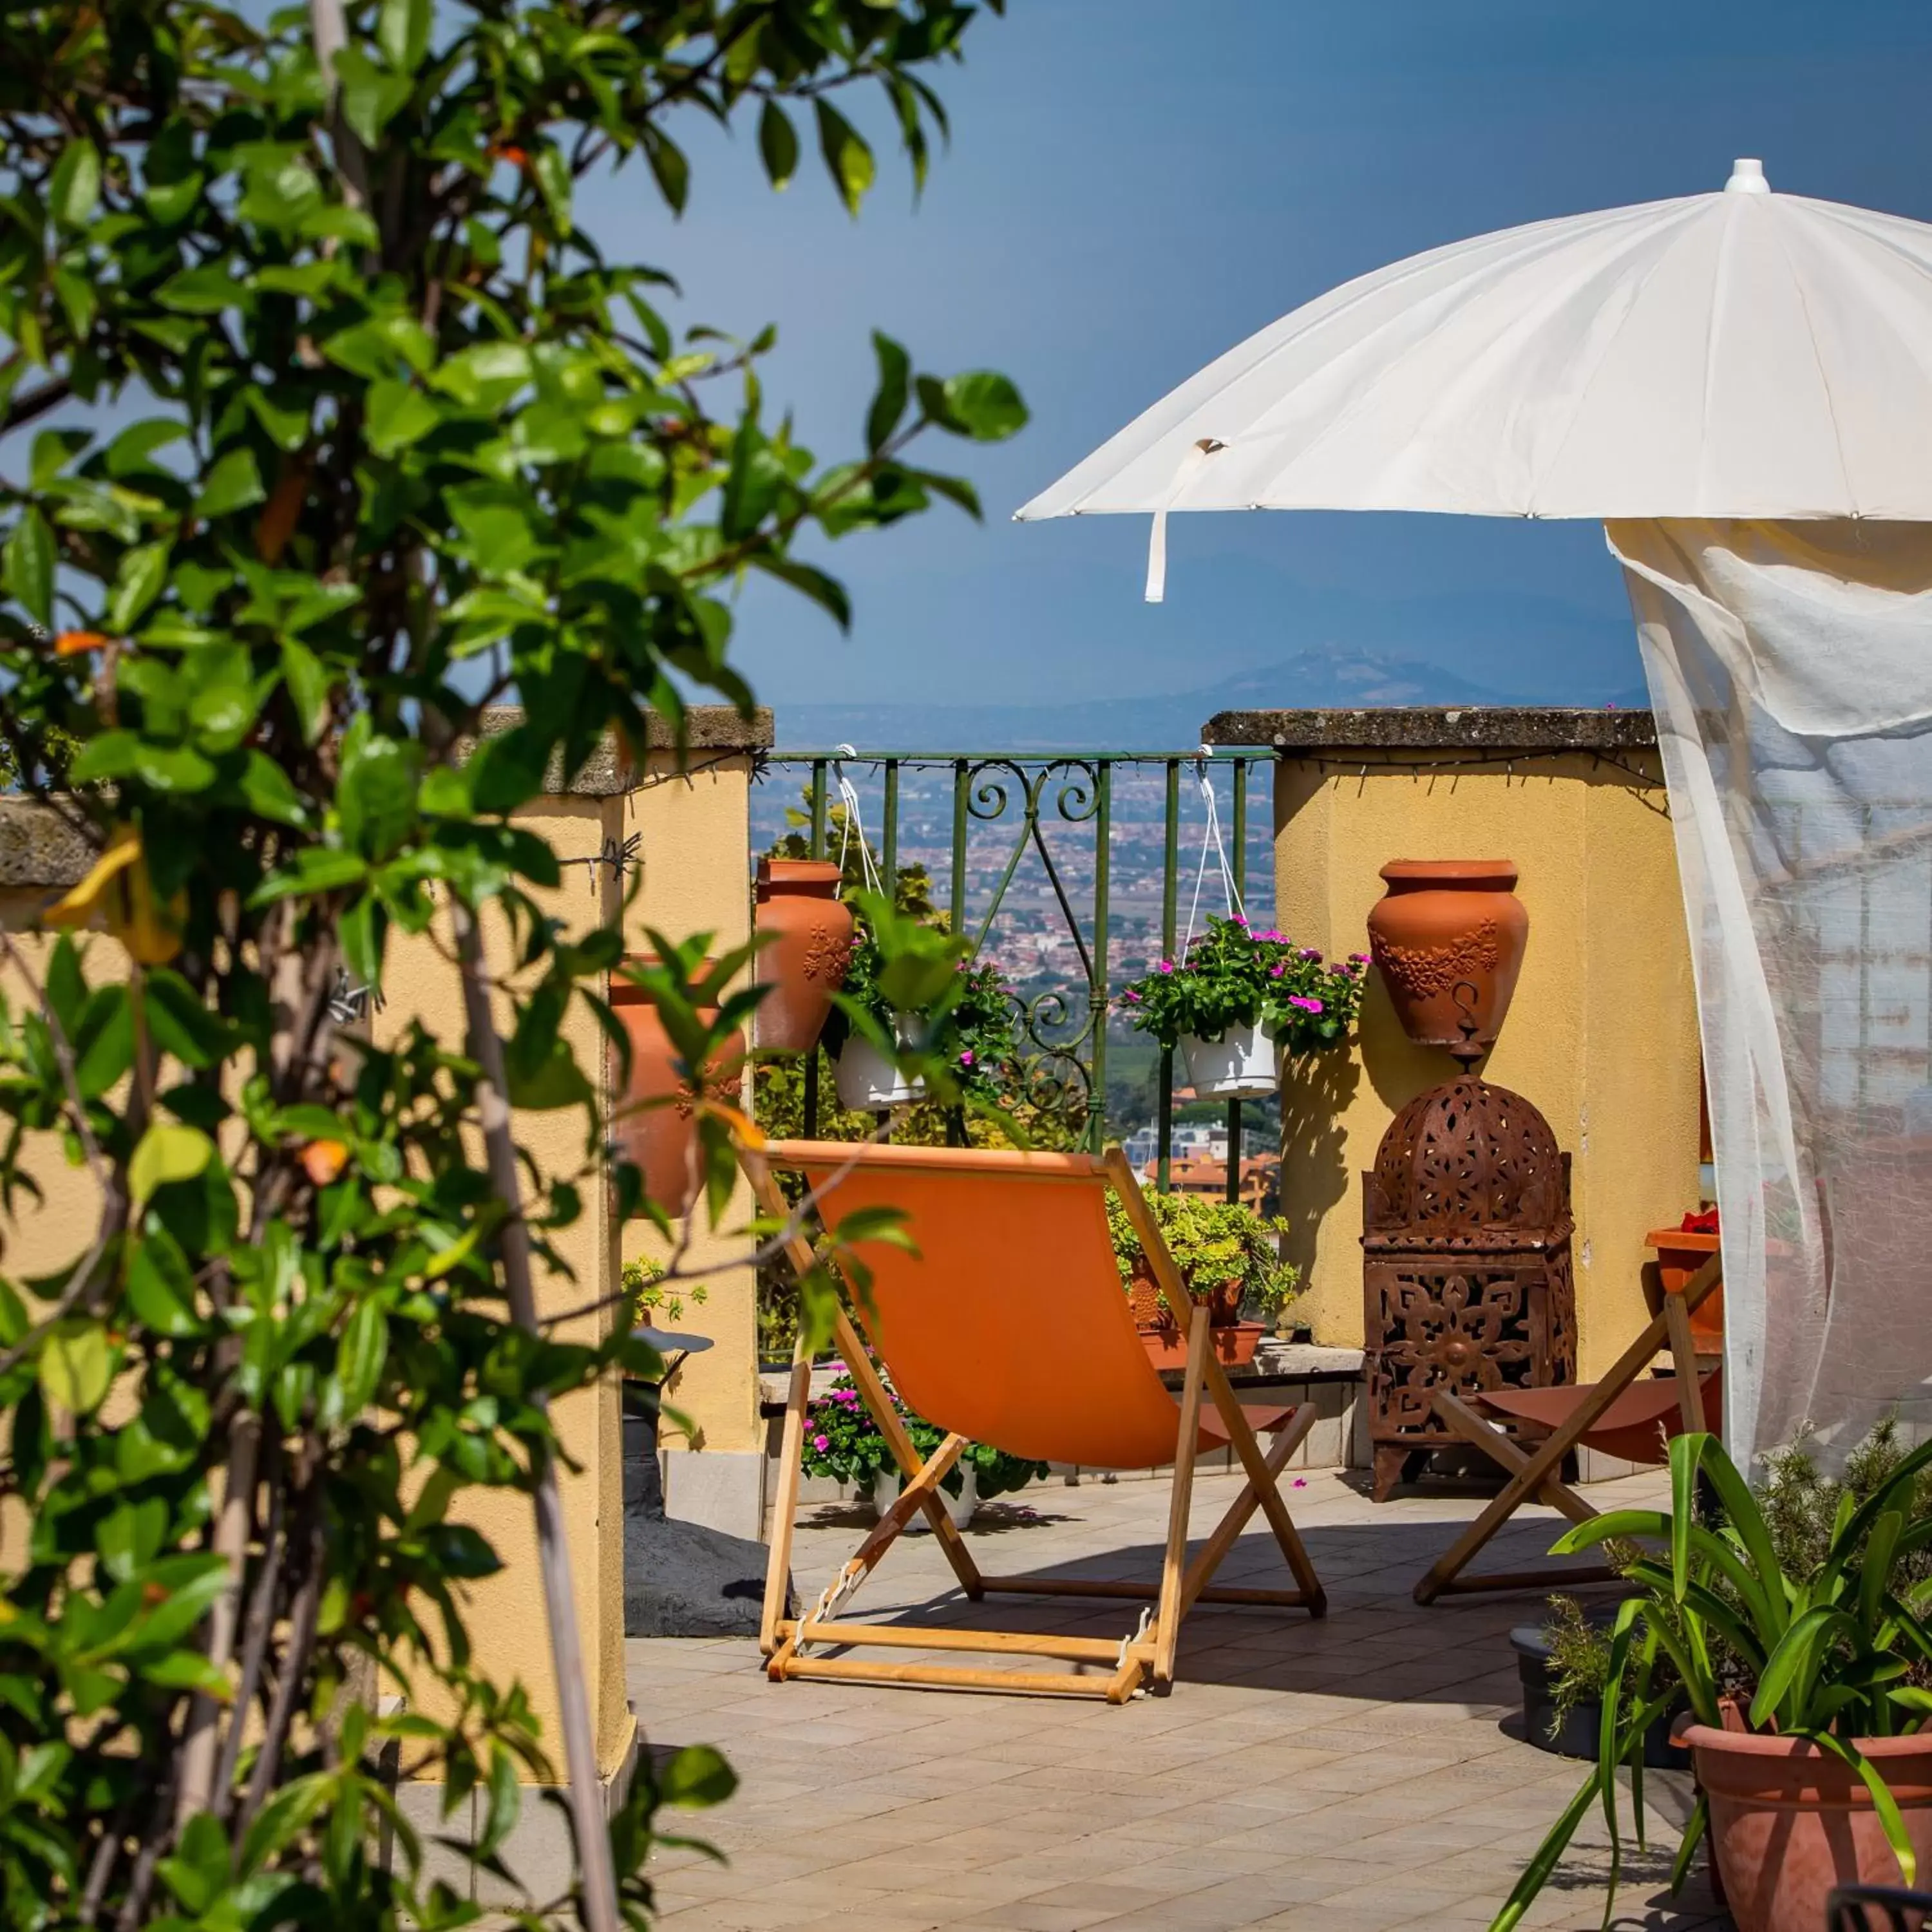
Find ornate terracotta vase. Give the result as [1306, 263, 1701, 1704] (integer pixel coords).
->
[752, 860, 854, 1054]
[1366, 860, 1529, 1063]
[609, 961, 744, 1218]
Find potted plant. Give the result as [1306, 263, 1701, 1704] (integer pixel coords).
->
[1510, 1595, 1687, 1767]
[799, 1376, 1048, 1529]
[824, 895, 1021, 1113]
[1117, 915, 1367, 1099]
[1105, 1187, 1300, 1370]
[1494, 1422, 1932, 1932]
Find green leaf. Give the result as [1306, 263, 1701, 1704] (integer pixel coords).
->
[758, 102, 799, 191]
[333, 46, 413, 149]
[108, 542, 171, 633]
[240, 1773, 332, 1877]
[814, 100, 875, 215]
[249, 846, 368, 906]
[366, 378, 440, 457]
[142, 969, 231, 1068]
[478, 1749, 520, 1859]
[49, 143, 102, 228]
[162, 1810, 232, 1912]
[126, 1232, 204, 1338]
[155, 263, 246, 316]
[936, 371, 1028, 442]
[97, 1496, 169, 1583]
[378, 0, 432, 67]
[196, 448, 265, 519]
[506, 1039, 592, 1112]
[338, 893, 384, 989]
[334, 1298, 386, 1417]
[240, 751, 308, 827]
[658, 1744, 737, 1808]
[644, 129, 689, 214]
[337, 719, 419, 860]
[129, 1123, 214, 1208]
[71, 985, 133, 1097]
[532, 146, 572, 233]
[6, 507, 54, 627]
[39, 1325, 112, 1417]
[866, 333, 911, 455]
[280, 639, 332, 744]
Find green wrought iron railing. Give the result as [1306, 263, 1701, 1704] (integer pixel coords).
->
[755, 748, 1276, 1200]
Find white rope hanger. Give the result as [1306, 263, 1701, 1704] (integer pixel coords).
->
[1182, 749, 1245, 952]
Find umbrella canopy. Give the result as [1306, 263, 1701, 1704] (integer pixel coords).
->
[1016, 162, 1932, 593]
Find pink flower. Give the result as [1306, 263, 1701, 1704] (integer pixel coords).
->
[1124, 989, 1142, 1003]
[1269, 963, 1285, 978]
[1299, 947, 1322, 962]
[1157, 960, 1174, 975]
[1349, 952, 1370, 964]
[1262, 929, 1284, 942]
[1233, 914, 1249, 927]
[958, 1050, 976, 1066]
[1292, 1477, 1308, 1489]
[1288, 995, 1324, 1014]
[813, 1434, 829, 1452]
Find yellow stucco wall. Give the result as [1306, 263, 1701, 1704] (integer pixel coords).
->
[0, 721, 767, 1789]
[1274, 749, 1703, 1381]
[616, 750, 760, 1458]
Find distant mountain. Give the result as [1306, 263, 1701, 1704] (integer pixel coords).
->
[767, 649, 1629, 752]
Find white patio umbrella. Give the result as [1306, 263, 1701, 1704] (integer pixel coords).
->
[1017, 161, 1932, 1471]
[1016, 160, 1932, 599]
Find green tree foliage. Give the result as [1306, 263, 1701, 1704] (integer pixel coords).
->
[0, 1, 1023, 1925]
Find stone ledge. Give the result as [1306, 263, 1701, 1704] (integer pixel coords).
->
[470, 703, 773, 794]
[0, 800, 96, 891]
[1202, 705, 1659, 753]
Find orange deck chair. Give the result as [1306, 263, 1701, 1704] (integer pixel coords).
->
[744, 1140, 1328, 1703]
[1413, 1251, 1723, 1605]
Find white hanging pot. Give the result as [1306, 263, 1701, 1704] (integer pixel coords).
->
[835, 1013, 927, 1110]
[945, 1463, 979, 1531]
[1178, 1021, 1280, 1099]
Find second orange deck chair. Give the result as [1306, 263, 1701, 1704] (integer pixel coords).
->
[745, 1140, 1327, 1702]
[1412, 1251, 1723, 1604]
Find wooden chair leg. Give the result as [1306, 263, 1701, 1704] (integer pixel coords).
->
[1151, 1304, 1209, 1685]
[760, 1330, 811, 1657]
[1180, 1398, 1322, 1616]
[1202, 1358, 1327, 1615]
[1662, 1291, 1709, 1434]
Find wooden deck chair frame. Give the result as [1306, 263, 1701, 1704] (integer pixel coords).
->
[1412, 1251, 1723, 1605]
[743, 1142, 1326, 1703]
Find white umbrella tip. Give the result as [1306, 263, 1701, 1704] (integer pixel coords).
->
[1725, 158, 1770, 194]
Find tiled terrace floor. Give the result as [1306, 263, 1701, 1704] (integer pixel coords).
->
[630, 1464, 1728, 1932]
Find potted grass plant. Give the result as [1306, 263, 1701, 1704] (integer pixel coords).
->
[1493, 1423, 1932, 1932]
[1105, 1188, 1300, 1369]
[1117, 915, 1367, 1099]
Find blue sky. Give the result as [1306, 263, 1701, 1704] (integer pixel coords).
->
[581, 0, 1932, 712]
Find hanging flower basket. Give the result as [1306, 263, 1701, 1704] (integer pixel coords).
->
[834, 1014, 927, 1110]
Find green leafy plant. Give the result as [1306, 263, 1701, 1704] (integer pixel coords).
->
[799, 1374, 1046, 1499]
[622, 1256, 707, 1332]
[1117, 916, 1368, 1056]
[0, 0, 1023, 1924]
[1494, 1428, 1932, 1931]
[1104, 1188, 1300, 1322]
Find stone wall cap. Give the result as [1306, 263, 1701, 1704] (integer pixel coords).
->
[0, 799, 95, 890]
[469, 704, 773, 793]
[1202, 705, 1658, 753]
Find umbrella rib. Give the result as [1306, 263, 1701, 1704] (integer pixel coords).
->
[1759, 210, 1856, 518]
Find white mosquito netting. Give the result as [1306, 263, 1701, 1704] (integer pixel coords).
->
[1610, 520, 1932, 1469]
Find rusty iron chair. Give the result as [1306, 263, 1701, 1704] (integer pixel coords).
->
[1413, 1251, 1723, 1605]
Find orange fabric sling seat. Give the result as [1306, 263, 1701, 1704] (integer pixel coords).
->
[1477, 1371, 1722, 1470]
[745, 1139, 1328, 1702]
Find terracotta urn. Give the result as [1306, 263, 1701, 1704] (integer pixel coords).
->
[609, 961, 744, 1218]
[1683, 1723, 1932, 1932]
[752, 860, 854, 1054]
[1366, 860, 1529, 1063]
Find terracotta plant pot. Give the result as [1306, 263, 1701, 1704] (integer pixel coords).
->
[1128, 1267, 1260, 1368]
[609, 963, 744, 1218]
[1645, 1226, 1726, 1347]
[1367, 860, 1530, 1061]
[752, 860, 854, 1054]
[1683, 1724, 1932, 1932]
